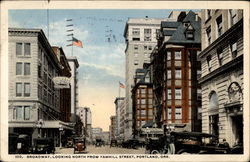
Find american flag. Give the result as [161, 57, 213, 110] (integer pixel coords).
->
[119, 82, 125, 88]
[72, 37, 83, 48]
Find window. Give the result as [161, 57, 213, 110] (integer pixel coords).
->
[207, 55, 212, 71]
[175, 88, 182, 99]
[175, 69, 181, 79]
[175, 51, 181, 60]
[134, 45, 138, 50]
[167, 108, 172, 120]
[144, 46, 147, 50]
[24, 83, 30, 97]
[134, 60, 139, 65]
[132, 28, 140, 35]
[16, 83, 22, 97]
[231, 41, 237, 58]
[141, 110, 146, 116]
[167, 51, 171, 60]
[24, 63, 30, 75]
[141, 99, 146, 104]
[206, 26, 211, 45]
[144, 29, 151, 35]
[24, 43, 31, 55]
[16, 62, 22, 75]
[15, 106, 23, 120]
[132, 38, 140, 41]
[44, 72, 47, 84]
[144, 36, 151, 41]
[38, 64, 42, 78]
[167, 89, 172, 99]
[24, 106, 30, 120]
[175, 107, 182, 120]
[148, 46, 152, 50]
[16, 43, 22, 56]
[229, 9, 237, 26]
[216, 16, 223, 37]
[167, 70, 171, 79]
[217, 47, 223, 65]
[141, 89, 146, 94]
[186, 30, 194, 40]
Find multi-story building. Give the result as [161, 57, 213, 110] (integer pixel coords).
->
[76, 107, 92, 143]
[8, 28, 72, 146]
[102, 131, 110, 145]
[131, 66, 154, 136]
[152, 11, 201, 132]
[114, 97, 124, 141]
[199, 9, 243, 147]
[119, 99, 126, 141]
[92, 127, 103, 141]
[123, 17, 170, 140]
[67, 56, 79, 123]
[52, 46, 71, 123]
[109, 115, 116, 140]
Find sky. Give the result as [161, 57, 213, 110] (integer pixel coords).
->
[9, 9, 175, 131]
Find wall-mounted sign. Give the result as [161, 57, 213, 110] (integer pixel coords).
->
[53, 77, 71, 89]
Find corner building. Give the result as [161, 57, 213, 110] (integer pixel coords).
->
[153, 11, 202, 131]
[199, 9, 243, 147]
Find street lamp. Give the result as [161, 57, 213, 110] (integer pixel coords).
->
[59, 125, 63, 149]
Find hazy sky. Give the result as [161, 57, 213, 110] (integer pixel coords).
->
[9, 9, 175, 131]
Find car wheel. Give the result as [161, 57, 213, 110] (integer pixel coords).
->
[151, 150, 160, 154]
[177, 149, 190, 154]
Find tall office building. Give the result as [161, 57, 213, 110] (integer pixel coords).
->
[67, 56, 79, 123]
[123, 17, 169, 140]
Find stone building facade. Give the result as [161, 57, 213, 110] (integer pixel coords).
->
[8, 28, 72, 146]
[199, 9, 243, 147]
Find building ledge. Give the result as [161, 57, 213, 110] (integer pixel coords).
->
[199, 55, 243, 84]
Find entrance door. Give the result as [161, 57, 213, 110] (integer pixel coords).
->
[231, 115, 243, 145]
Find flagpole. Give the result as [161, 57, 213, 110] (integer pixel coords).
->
[119, 81, 121, 99]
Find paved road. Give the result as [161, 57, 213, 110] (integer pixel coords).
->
[55, 145, 145, 154]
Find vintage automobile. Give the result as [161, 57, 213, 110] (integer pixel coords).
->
[122, 139, 139, 149]
[145, 131, 231, 154]
[33, 138, 55, 154]
[110, 139, 117, 147]
[9, 133, 19, 154]
[16, 134, 32, 154]
[74, 137, 86, 154]
[66, 137, 74, 148]
[95, 138, 104, 147]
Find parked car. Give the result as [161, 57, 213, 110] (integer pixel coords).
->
[122, 139, 139, 149]
[66, 137, 74, 148]
[33, 138, 55, 154]
[9, 133, 19, 154]
[95, 138, 104, 147]
[74, 137, 86, 154]
[16, 134, 32, 154]
[145, 131, 230, 154]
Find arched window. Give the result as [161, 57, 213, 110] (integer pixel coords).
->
[209, 91, 218, 109]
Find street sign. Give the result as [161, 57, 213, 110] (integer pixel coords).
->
[53, 77, 71, 89]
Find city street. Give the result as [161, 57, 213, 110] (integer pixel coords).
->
[55, 145, 145, 154]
